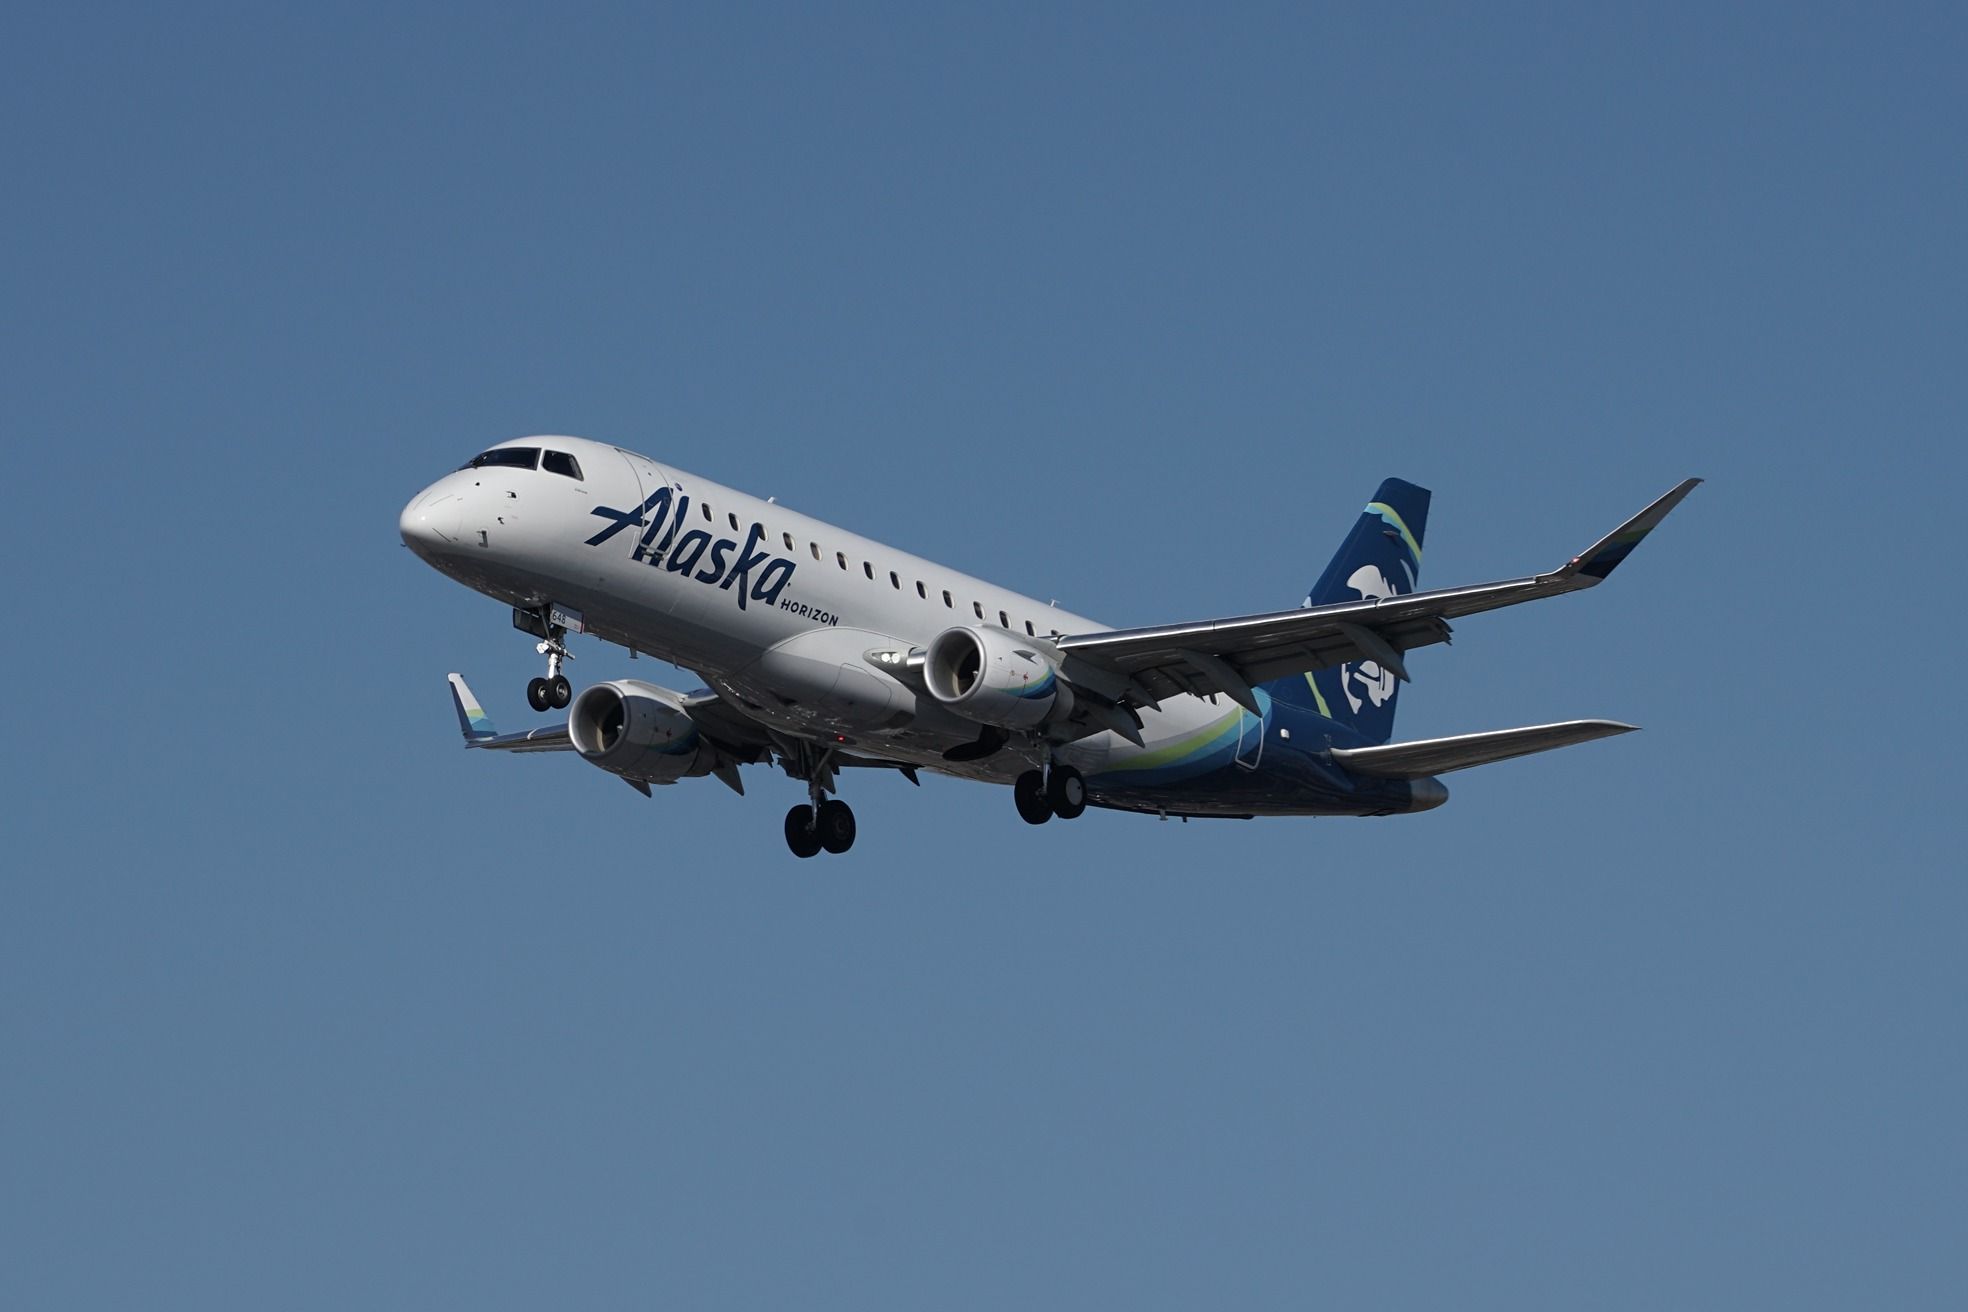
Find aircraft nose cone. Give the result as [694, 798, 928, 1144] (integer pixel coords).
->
[399, 488, 463, 555]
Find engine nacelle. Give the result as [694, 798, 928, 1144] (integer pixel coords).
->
[567, 680, 709, 785]
[923, 625, 1073, 730]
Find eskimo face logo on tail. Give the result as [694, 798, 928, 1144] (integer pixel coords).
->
[584, 487, 796, 610]
[1340, 563, 1400, 713]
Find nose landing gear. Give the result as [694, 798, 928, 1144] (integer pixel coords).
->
[527, 672, 571, 712]
[524, 624, 574, 711]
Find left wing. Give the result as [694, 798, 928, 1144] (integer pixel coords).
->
[446, 673, 773, 759]
[1050, 478, 1700, 715]
[444, 674, 911, 793]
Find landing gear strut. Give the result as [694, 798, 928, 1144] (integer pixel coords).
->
[1014, 762, 1087, 825]
[525, 621, 573, 712]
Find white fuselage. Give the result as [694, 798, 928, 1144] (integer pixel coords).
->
[400, 435, 1236, 787]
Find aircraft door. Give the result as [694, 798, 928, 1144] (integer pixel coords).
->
[605, 448, 683, 614]
[1234, 706, 1265, 770]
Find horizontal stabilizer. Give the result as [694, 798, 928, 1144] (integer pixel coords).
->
[1331, 719, 1636, 779]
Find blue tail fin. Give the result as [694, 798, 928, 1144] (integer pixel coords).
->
[1261, 478, 1430, 745]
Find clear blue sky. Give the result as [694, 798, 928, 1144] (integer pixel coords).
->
[4, 4, 1963, 1306]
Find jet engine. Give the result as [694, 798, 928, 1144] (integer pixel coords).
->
[923, 625, 1073, 730]
[567, 680, 710, 784]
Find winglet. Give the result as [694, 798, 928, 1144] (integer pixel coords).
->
[1563, 478, 1702, 582]
[448, 674, 497, 743]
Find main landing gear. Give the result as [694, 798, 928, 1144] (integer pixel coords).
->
[783, 745, 856, 858]
[525, 625, 573, 712]
[784, 798, 856, 858]
[1014, 763, 1086, 825]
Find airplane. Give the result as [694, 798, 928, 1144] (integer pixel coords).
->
[399, 436, 1697, 857]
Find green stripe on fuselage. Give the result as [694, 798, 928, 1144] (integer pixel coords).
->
[1303, 671, 1333, 719]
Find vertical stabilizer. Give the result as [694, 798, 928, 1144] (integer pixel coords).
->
[1261, 478, 1430, 745]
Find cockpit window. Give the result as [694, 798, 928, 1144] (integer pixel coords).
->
[541, 450, 583, 480]
[463, 447, 540, 471]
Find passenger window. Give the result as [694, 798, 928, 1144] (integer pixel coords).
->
[701, 502, 713, 522]
[863, 561, 874, 579]
[943, 590, 953, 608]
[541, 451, 582, 480]
[890, 571, 901, 590]
[728, 512, 739, 531]
[784, 532, 795, 551]
[810, 543, 821, 561]
[916, 581, 926, 599]
[837, 551, 848, 570]
[999, 610, 1010, 628]
[973, 601, 984, 619]
[1024, 620, 1035, 636]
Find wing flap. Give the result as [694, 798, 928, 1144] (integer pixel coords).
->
[1330, 719, 1637, 778]
[679, 687, 775, 755]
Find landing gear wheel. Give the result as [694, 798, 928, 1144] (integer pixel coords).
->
[1014, 770, 1052, 825]
[526, 618, 574, 714]
[1046, 764, 1087, 820]
[784, 805, 822, 859]
[816, 799, 857, 854]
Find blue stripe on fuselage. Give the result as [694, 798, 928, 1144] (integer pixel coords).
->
[1086, 698, 1414, 816]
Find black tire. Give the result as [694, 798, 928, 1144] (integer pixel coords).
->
[784, 805, 822, 858]
[1013, 770, 1052, 825]
[526, 677, 552, 712]
[550, 674, 573, 708]
[1046, 764, 1088, 820]
[817, 799, 856, 854]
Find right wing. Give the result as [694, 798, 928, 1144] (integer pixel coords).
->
[1050, 478, 1701, 715]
